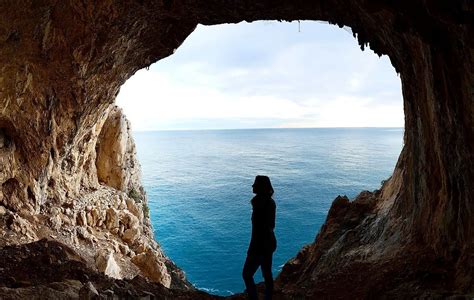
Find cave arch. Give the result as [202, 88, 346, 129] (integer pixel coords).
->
[115, 20, 406, 295]
[0, 1, 472, 297]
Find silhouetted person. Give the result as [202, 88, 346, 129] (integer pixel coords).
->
[242, 175, 277, 300]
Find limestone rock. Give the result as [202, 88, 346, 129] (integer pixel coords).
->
[49, 207, 63, 231]
[1, 178, 23, 212]
[76, 227, 97, 244]
[135, 243, 150, 255]
[105, 207, 120, 230]
[49, 213, 62, 231]
[76, 211, 87, 227]
[126, 198, 143, 221]
[131, 250, 171, 288]
[120, 210, 139, 230]
[0, 239, 201, 299]
[90, 208, 103, 227]
[122, 227, 140, 245]
[95, 250, 122, 279]
[118, 243, 130, 256]
[96, 107, 142, 192]
[86, 211, 94, 227]
[78, 281, 99, 300]
[7, 214, 37, 240]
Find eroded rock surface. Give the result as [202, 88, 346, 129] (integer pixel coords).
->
[0, 0, 472, 299]
[0, 239, 217, 300]
[96, 106, 141, 191]
[0, 104, 188, 289]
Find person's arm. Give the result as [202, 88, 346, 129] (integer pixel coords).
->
[269, 201, 275, 230]
[262, 201, 275, 232]
[270, 202, 276, 230]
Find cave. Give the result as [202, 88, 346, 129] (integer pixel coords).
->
[115, 20, 405, 295]
[0, 1, 472, 299]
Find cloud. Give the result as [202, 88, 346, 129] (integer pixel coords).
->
[116, 21, 403, 131]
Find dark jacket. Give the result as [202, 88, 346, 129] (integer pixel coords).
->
[247, 194, 277, 254]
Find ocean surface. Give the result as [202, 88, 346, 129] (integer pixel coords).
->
[133, 128, 404, 295]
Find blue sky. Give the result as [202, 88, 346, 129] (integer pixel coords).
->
[116, 21, 403, 131]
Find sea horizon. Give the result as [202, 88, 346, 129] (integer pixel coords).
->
[132, 126, 404, 133]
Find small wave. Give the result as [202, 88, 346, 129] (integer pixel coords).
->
[197, 286, 235, 296]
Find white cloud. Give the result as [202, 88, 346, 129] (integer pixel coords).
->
[116, 21, 404, 131]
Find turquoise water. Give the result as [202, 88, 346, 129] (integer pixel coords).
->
[133, 128, 404, 295]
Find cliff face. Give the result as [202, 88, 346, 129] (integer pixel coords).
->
[0, 0, 472, 298]
[0, 102, 183, 289]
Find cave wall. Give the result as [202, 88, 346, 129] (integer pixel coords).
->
[0, 0, 472, 295]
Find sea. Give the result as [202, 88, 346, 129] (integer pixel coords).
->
[133, 128, 404, 296]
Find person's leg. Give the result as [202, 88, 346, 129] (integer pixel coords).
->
[242, 254, 260, 300]
[261, 253, 273, 300]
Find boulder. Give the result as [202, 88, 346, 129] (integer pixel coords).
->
[76, 211, 87, 226]
[78, 281, 99, 300]
[49, 213, 62, 231]
[131, 249, 171, 288]
[126, 198, 142, 221]
[7, 213, 37, 240]
[76, 227, 96, 244]
[122, 227, 140, 245]
[95, 250, 122, 279]
[105, 207, 120, 230]
[120, 210, 139, 230]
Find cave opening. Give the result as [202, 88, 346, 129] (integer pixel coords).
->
[0, 1, 471, 299]
[115, 21, 404, 295]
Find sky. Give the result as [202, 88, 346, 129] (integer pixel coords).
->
[116, 21, 404, 131]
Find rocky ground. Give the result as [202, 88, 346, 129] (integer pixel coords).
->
[0, 239, 217, 299]
[0, 184, 188, 288]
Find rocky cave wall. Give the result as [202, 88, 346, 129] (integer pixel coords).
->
[0, 0, 472, 298]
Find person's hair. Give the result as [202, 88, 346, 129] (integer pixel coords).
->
[252, 175, 274, 196]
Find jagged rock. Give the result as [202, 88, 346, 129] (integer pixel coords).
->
[119, 243, 130, 256]
[126, 198, 143, 221]
[135, 243, 150, 255]
[49, 207, 63, 231]
[120, 210, 140, 230]
[76, 227, 97, 244]
[78, 282, 99, 300]
[64, 208, 73, 217]
[0, 239, 213, 299]
[49, 213, 62, 231]
[90, 208, 103, 227]
[60, 213, 73, 226]
[76, 211, 87, 227]
[118, 198, 127, 210]
[0, 205, 7, 215]
[131, 250, 172, 288]
[95, 250, 122, 279]
[105, 207, 120, 230]
[96, 107, 142, 192]
[1, 178, 23, 212]
[86, 211, 94, 227]
[7, 213, 37, 240]
[122, 228, 140, 245]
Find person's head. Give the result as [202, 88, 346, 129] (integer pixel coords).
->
[252, 175, 274, 196]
